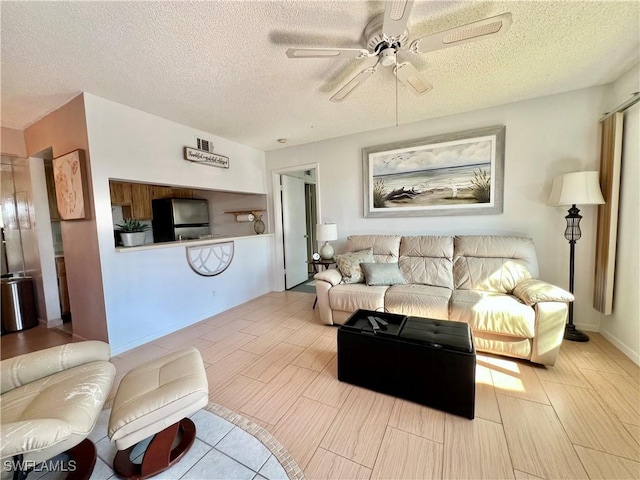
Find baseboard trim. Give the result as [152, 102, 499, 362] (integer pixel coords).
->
[45, 317, 63, 328]
[599, 328, 640, 366]
[572, 321, 599, 332]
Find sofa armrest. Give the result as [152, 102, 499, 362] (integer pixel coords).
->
[0, 419, 72, 458]
[314, 269, 342, 286]
[531, 301, 567, 366]
[513, 279, 574, 306]
[1, 341, 111, 394]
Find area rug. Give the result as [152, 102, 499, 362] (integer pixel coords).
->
[204, 402, 305, 480]
[39, 402, 305, 480]
[288, 278, 316, 294]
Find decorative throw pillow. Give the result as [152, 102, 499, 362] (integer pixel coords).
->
[335, 248, 374, 284]
[360, 262, 407, 286]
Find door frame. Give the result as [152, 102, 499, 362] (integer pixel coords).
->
[270, 163, 321, 292]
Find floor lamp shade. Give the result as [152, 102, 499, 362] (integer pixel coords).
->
[547, 171, 605, 342]
[548, 171, 605, 206]
[316, 223, 337, 260]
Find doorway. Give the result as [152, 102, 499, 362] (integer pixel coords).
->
[272, 164, 320, 292]
[1, 153, 69, 332]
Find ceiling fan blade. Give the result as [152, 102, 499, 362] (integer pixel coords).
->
[382, 0, 415, 42]
[410, 12, 513, 54]
[330, 65, 378, 102]
[286, 47, 372, 59]
[394, 62, 432, 95]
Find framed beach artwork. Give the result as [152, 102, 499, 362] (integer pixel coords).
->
[52, 149, 90, 220]
[363, 126, 505, 217]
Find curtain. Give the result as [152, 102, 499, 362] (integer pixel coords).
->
[593, 112, 623, 314]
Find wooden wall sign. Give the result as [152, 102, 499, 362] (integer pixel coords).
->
[52, 149, 90, 220]
[184, 147, 229, 169]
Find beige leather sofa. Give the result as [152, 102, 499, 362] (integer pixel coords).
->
[1, 341, 115, 479]
[315, 235, 573, 366]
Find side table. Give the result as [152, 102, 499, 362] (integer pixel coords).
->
[310, 258, 336, 309]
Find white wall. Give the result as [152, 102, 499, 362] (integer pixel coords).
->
[103, 236, 273, 355]
[83, 94, 271, 354]
[266, 87, 607, 333]
[599, 64, 640, 364]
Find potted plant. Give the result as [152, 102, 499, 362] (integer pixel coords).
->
[116, 218, 149, 247]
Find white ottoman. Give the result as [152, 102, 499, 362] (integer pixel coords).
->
[108, 347, 209, 479]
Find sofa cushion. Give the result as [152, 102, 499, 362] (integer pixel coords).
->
[335, 248, 374, 284]
[385, 284, 452, 320]
[473, 332, 532, 359]
[399, 236, 454, 289]
[346, 235, 401, 263]
[329, 284, 388, 313]
[449, 290, 536, 338]
[453, 236, 538, 293]
[360, 263, 407, 286]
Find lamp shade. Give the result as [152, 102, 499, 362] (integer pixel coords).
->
[548, 171, 605, 206]
[316, 223, 337, 242]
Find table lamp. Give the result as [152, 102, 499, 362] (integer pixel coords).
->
[316, 223, 338, 260]
[548, 171, 605, 342]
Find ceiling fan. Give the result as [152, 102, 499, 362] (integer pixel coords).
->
[286, 0, 512, 102]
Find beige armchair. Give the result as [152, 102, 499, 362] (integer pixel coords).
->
[1, 341, 116, 480]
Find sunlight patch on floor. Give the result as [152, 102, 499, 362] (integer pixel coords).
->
[475, 364, 494, 386]
[477, 354, 526, 393]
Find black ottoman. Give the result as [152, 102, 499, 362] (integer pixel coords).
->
[397, 317, 476, 419]
[337, 310, 476, 419]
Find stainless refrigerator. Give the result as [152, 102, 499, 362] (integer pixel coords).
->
[151, 198, 210, 242]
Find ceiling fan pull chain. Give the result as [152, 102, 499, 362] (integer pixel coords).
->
[395, 56, 399, 127]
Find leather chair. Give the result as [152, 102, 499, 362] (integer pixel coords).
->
[0, 341, 116, 480]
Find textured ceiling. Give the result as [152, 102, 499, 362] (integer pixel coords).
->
[1, 1, 638, 151]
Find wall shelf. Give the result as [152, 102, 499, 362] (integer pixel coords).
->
[224, 210, 264, 216]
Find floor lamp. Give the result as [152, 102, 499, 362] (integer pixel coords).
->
[548, 171, 605, 342]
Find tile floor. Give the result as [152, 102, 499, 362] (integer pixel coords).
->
[2, 290, 639, 479]
[27, 409, 289, 480]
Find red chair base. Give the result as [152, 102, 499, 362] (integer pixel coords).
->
[66, 439, 98, 480]
[10, 439, 98, 480]
[112, 418, 197, 480]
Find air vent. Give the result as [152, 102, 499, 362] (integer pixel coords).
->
[196, 138, 215, 153]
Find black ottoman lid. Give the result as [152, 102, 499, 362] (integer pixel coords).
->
[399, 317, 473, 353]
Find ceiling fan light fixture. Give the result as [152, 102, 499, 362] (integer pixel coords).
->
[380, 48, 397, 67]
[286, 4, 512, 102]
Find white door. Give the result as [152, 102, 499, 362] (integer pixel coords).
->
[281, 175, 309, 289]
